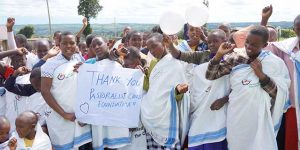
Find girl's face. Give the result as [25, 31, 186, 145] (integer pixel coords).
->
[60, 35, 76, 60]
[0, 125, 10, 143]
[245, 33, 266, 59]
[91, 37, 108, 59]
[79, 44, 88, 56]
[188, 25, 202, 42]
[207, 34, 225, 53]
[123, 58, 141, 69]
[129, 33, 143, 49]
[147, 39, 165, 59]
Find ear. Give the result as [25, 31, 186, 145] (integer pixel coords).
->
[293, 26, 296, 33]
[263, 42, 268, 48]
[31, 123, 36, 129]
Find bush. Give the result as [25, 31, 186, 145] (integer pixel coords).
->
[280, 29, 296, 39]
[18, 25, 34, 38]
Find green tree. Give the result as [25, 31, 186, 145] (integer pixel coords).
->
[280, 29, 296, 39]
[78, 0, 103, 36]
[18, 25, 34, 38]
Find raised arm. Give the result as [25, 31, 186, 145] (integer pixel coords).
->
[6, 17, 17, 49]
[165, 34, 210, 64]
[205, 42, 236, 80]
[76, 17, 88, 45]
[260, 5, 273, 26]
[32, 46, 60, 69]
[4, 66, 36, 96]
[0, 47, 27, 60]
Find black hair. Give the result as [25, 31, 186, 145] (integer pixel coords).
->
[218, 23, 231, 31]
[147, 33, 164, 42]
[152, 25, 163, 34]
[86, 34, 96, 48]
[210, 29, 226, 39]
[92, 36, 108, 44]
[229, 33, 235, 44]
[35, 40, 49, 48]
[78, 41, 87, 46]
[53, 31, 62, 37]
[127, 31, 142, 40]
[249, 25, 269, 44]
[124, 46, 141, 60]
[15, 34, 27, 44]
[30, 67, 41, 80]
[61, 31, 73, 37]
[121, 36, 127, 44]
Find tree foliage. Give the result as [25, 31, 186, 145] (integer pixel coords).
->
[78, 0, 103, 36]
[280, 29, 296, 38]
[18, 25, 34, 38]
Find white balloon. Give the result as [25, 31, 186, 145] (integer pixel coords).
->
[185, 4, 209, 27]
[159, 10, 185, 35]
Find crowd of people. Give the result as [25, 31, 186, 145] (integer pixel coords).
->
[0, 4, 299, 150]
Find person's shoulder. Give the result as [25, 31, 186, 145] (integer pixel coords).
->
[264, 50, 284, 62]
[260, 51, 285, 69]
[85, 58, 97, 64]
[46, 53, 65, 63]
[41, 54, 66, 73]
[72, 53, 85, 62]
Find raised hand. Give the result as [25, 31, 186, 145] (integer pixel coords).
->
[8, 137, 17, 150]
[250, 58, 266, 80]
[215, 42, 236, 58]
[262, 5, 273, 19]
[48, 46, 60, 57]
[16, 47, 28, 55]
[176, 84, 189, 94]
[163, 34, 174, 47]
[82, 17, 88, 27]
[6, 17, 15, 32]
[116, 44, 128, 57]
[73, 62, 83, 73]
[14, 66, 31, 77]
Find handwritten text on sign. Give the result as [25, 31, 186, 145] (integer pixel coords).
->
[75, 63, 144, 128]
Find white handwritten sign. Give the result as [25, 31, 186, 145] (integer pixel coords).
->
[75, 63, 144, 128]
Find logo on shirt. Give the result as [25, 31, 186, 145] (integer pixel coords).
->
[57, 73, 65, 80]
[241, 79, 251, 85]
[57, 72, 75, 80]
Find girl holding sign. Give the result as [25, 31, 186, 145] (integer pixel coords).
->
[41, 31, 92, 150]
[77, 36, 131, 150]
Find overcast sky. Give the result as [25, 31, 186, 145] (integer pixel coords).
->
[0, 0, 299, 25]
